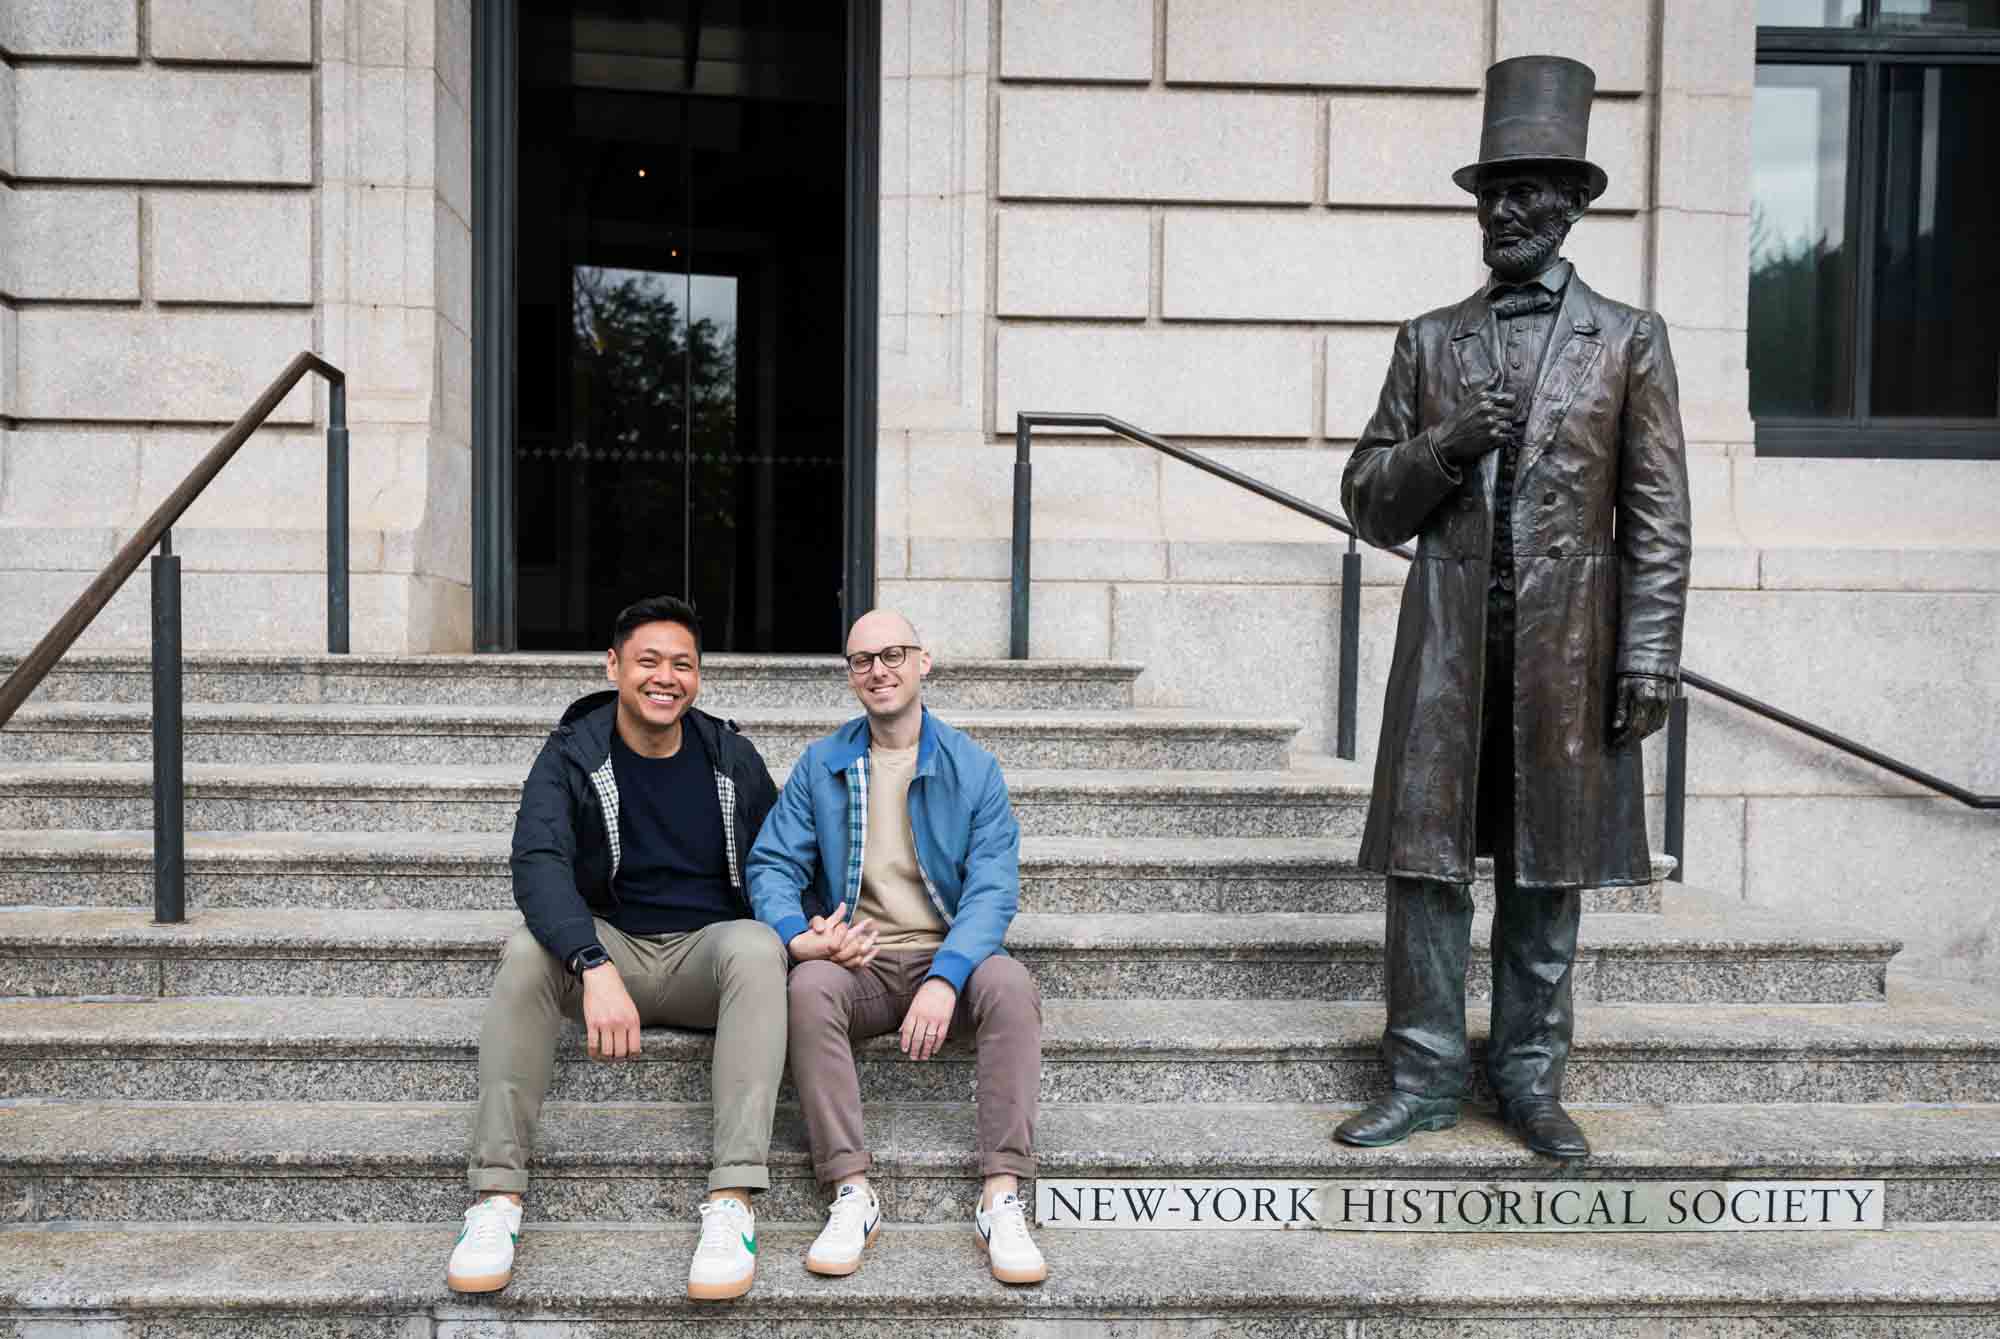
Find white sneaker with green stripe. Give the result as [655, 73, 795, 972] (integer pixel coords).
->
[688, 1195, 758, 1300]
[445, 1196, 522, 1293]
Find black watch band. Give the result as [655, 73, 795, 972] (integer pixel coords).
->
[569, 944, 611, 976]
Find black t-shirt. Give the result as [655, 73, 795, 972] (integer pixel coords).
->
[607, 724, 738, 935]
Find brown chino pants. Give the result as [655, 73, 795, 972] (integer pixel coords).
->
[787, 949, 1042, 1185]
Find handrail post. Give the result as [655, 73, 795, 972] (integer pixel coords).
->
[1010, 414, 1032, 659]
[1337, 535, 1361, 760]
[1663, 682, 1688, 884]
[151, 532, 186, 924]
[327, 378, 351, 654]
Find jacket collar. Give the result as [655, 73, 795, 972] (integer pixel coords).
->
[821, 706, 940, 776]
[1451, 268, 1603, 371]
[556, 691, 728, 770]
[1548, 268, 1603, 337]
[1482, 257, 1572, 299]
[1454, 261, 1600, 340]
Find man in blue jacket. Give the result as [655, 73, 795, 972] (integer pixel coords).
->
[747, 609, 1046, 1285]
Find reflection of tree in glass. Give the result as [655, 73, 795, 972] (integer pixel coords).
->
[571, 266, 737, 464]
[1747, 201, 1851, 417]
[569, 266, 742, 616]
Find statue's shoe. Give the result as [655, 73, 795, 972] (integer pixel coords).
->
[1499, 1096, 1590, 1159]
[1334, 1091, 1462, 1147]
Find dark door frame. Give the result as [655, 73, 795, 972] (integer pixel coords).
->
[471, 0, 881, 651]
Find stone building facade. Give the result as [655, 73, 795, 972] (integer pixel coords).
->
[0, 1, 1994, 980]
[0, 0, 471, 651]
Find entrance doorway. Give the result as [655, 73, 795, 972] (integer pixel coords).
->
[486, 2, 870, 652]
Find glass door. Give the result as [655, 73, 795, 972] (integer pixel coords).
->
[515, 0, 849, 650]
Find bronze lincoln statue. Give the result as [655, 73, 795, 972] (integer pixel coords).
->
[1337, 56, 1692, 1159]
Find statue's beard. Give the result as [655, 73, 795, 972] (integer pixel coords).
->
[1484, 216, 1571, 281]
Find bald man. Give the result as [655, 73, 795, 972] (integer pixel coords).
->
[746, 611, 1046, 1285]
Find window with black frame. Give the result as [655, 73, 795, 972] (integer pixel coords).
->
[1751, 0, 2000, 457]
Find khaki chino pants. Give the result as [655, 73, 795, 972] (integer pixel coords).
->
[787, 949, 1042, 1186]
[468, 917, 789, 1195]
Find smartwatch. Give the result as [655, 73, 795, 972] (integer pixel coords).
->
[569, 943, 611, 977]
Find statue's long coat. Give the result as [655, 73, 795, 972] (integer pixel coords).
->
[1342, 272, 1691, 889]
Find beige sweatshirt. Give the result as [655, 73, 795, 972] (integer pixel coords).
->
[858, 743, 947, 950]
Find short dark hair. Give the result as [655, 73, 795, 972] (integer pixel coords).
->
[611, 595, 702, 655]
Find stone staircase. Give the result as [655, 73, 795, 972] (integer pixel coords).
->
[2, 652, 1998, 1335]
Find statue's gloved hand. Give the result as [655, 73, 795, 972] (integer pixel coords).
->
[1435, 367, 1518, 468]
[1609, 674, 1674, 748]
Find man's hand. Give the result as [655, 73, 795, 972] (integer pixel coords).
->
[1435, 367, 1518, 467]
[786, 902, 881, 968]
[582, 962, 642, 1060]
[1610, 674, 1675, 748]
[899, 978, 958, 1061]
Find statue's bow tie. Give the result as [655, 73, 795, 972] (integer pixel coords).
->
[1489, 285, 1561, 319]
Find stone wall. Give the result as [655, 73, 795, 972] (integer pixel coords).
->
[876, 0, 2000, 986]
[0, 0, 472, 653]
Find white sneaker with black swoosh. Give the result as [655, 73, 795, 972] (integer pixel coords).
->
[806, 1182, 882, 1276]
[687, 1196, 758, 1300]
[975, 1191, 1047, 1284]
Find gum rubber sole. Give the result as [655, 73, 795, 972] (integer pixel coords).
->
[687, 1265, 755, 1301]
[806, 1221, 882, 1277]
[976, 1229, 1049, 1285]
[445, 1268, 512, 1294]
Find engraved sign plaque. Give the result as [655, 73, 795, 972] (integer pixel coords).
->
[1035, 1179, 1887, 1232]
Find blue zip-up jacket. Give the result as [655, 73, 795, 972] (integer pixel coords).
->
[745, 709, 1021, 994]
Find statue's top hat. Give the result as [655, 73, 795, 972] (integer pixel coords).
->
[1452, 55, 1607, 201]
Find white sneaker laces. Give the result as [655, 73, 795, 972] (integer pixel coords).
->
[696, 1200, 747, 1259]
[988, 1195, 1032, 1246]
[826, 1189, 871, 1234]
[462, 1201, 513, 1251]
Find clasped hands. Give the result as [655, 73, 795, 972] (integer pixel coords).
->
[789, 903, 958, 1062]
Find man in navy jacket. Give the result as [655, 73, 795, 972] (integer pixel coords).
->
[448, 596, 784, 1302]
[747, 609, 1046, 1285]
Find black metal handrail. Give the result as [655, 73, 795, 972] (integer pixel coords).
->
[1680, 668, 1999, 809]
[0, 351, 350, 922]
[1008, 411, 1999, 881]
[1010, 412, 1409, 759]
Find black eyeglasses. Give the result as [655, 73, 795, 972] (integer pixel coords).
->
[845, 645, 921, 675]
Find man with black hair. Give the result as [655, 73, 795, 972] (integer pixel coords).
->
[446, 595, 786, 1301]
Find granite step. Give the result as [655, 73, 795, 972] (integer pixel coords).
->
[5, 1098, 1996, 1226]
[3, 981, 1994, 1106]
[0, 703, 1302, 771]
[0, 653, 1143, 711]
[0, 831, 1668, 915]
[0, 891, 1895, 1003]
[3, 1218, 1998, 1335]
[0, 763, 1374, 838]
